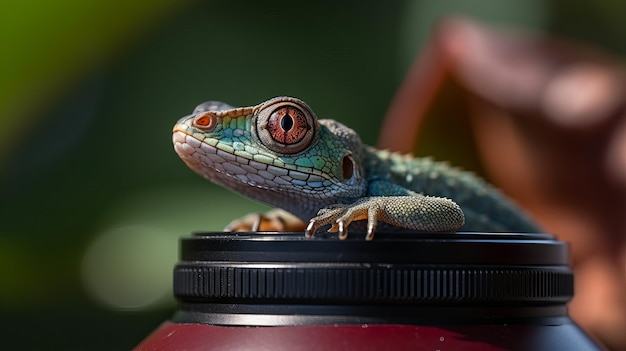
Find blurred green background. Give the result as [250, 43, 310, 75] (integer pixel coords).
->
[1, 1, 624, 349]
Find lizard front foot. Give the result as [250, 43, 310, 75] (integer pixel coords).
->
[305, 195, 465, 240]
[224, 209, 306, 232]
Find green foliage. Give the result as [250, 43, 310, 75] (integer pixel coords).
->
[0, 0, 192, 159]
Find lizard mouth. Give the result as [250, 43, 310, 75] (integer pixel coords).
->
[172, 128, 332, 196]
[172, 129, 251, 185]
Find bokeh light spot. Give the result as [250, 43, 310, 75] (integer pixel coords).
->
[81, 226, 175, 310]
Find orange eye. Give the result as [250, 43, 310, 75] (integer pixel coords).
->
[193, 113, 216, 130]
[255, 98, 317, 154]
[267, 106, 309, 145]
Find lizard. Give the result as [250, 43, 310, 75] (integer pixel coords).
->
[172, 96, 541, 240]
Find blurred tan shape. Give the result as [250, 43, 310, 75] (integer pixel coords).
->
[381, 18, 626, 351]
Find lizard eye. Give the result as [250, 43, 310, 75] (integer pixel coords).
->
[256, 98, 316, 154]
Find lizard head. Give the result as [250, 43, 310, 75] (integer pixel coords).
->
[172, 96, 368, 219]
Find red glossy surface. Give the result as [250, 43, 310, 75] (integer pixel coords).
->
[134, 321, 600, 351]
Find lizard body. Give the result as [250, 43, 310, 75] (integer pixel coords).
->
[172, 96, 540, 239]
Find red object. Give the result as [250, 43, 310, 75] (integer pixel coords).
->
[135, 321, 600, 351]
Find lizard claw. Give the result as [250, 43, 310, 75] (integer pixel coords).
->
[338, 220, 349, 240]
[304, 199, 372, 240]
[304, 206, 346, 238]
[305, 219, 319, 238]
[366, 214, 377, 241]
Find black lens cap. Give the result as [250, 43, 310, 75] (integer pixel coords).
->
[174, 232, 572, 306]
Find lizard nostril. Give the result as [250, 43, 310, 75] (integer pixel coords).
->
[342, 154, 355, 181]
[193, 113, 217, 131]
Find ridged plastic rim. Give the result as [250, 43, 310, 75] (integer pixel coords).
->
[174, 232, 573, 305]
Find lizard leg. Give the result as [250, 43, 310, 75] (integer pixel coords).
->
[224, 209, 306, 232]
[305, 195, 465, 240]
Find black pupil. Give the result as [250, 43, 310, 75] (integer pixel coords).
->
[281, 114, 294, 131]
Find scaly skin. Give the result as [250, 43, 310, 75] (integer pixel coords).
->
[172, 96, 540, 240]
